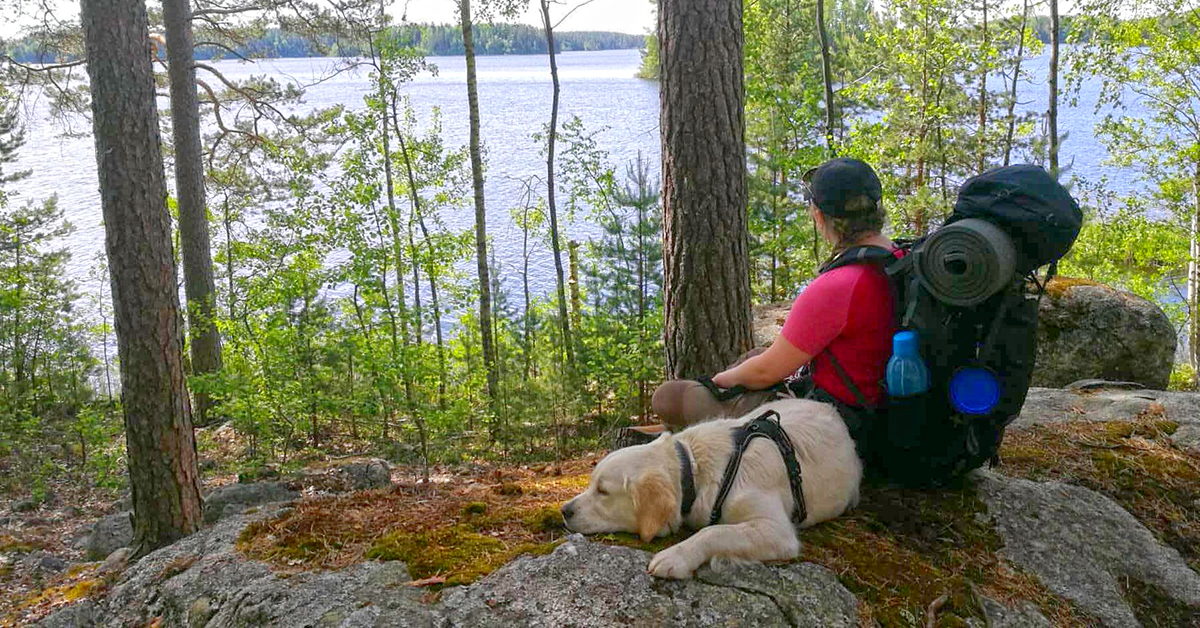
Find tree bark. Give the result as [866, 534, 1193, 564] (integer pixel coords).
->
[1003, 0, 1030, 166]
[659, 0, 752, 378]
[816, 0, 836, 154]
[1190, 166, 1200, 386]
[459, 0, 500, 412]
[540, 0, 575, 370]
[1048, 0, 1060, 177]
[81, 0, 202, 554]
[976, 0, 989, 174]
[163, 0, 221, 426]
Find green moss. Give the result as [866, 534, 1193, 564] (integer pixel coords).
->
[593, 531, 687, 554]
[366, 525, 508, 586]
[462, 502, 488, 516]
[1044, 276, 1100, 299]
[802, 482, 999, 626]
[63, 579, 105, 601]
[522, 505, 566, 533]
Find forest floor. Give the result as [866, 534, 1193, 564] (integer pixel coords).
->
[3, 404, 1199, 627]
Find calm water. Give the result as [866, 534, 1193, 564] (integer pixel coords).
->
[8, 48, 1139, 301]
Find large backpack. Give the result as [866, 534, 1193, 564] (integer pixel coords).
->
[821, 165, 1082, 485]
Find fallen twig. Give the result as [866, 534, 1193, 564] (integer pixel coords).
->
[926, 592, 950, 628]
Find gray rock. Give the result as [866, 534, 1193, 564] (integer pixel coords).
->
[1014, 387, 1200, 430]
[24, 550, 68, 573]
[434, 534, 856, 627]
[975, 470, 1200, 627]
[1171, 423, 1200, 456]
[92, 509, 432, 628]
[85, 512, 132, 561]
[974, 594, 1052, 628]
[202, 481, 299, 524]
[35, 600, 96, 628]
[99, 547, 133, 575]
[1035, 281, 1175, 390]
[696, 560, 858, 627]
[339, 459, 392, 490]
[1065, 379, 1145, 392]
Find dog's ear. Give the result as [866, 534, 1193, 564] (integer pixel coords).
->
[632, 469, 674, 543]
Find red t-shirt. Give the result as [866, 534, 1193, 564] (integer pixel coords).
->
[780, 255, 898, 407]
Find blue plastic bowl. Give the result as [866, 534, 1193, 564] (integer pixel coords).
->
[949, 366, 1001, 415]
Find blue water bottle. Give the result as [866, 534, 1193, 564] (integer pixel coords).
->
[886, 330, 930, 397]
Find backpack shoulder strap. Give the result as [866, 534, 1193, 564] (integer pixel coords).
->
[819, 245, 898, 274]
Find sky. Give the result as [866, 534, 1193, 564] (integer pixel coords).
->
[396, 0, 655, 35]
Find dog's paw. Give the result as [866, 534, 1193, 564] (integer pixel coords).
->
[648, 545, 699, 580]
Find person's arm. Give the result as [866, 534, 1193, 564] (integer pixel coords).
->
[711, 334, 812, 390]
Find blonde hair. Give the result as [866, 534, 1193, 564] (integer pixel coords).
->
[825, 194, 886, 252]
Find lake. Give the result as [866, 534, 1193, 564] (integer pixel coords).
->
[7, 48, 1139, 302]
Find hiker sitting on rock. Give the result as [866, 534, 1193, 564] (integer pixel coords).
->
[625, 157, 899, 448]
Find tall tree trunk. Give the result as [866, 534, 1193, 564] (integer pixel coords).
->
[163, 0, 221, 426]
[816, 0, 836, 154]
[1190, 166, 1200, 387]
[976, 0, 989, 174]
[374, 46, 415, 411]
[660, 0, 752, 378]
[1003, 0, 1030, 166]
[540, 0, 575, 370]
[399, 129, 448, 410]
[81, 0, 202, 554]
[459, 0, 500, 413]
[1048, 0, 1060, 177]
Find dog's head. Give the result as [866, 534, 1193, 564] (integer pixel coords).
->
[560, 434, 680, 542]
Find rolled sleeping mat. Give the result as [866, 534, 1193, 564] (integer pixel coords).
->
[915, 218, 1017, 307]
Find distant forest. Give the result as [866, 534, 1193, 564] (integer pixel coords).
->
[4, 23, 646, 63]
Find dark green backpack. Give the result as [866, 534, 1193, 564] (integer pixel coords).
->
[822, 165, 1082, 485]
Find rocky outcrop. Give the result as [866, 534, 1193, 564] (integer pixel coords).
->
[975, 470, 1200, 628]
[44, 507, 433, 628]
[84, 512, 133, 561]
[1034, 279, 1176, 390]
[37, 386, 1200, 628]
[202, 482, 299, 525]
[435, 536, 858, 627]
[753, 279, 1179, 391]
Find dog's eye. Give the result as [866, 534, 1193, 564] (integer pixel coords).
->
[596, 485, 608, 496]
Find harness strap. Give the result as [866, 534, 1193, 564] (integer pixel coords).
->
[675, 441, 696, 518]
[709, 410, 808, 527]
[697, 375, 748, 402]
[822, 349, 876, 414]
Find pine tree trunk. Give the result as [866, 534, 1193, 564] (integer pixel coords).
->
[81, 0, 202, 554]
[816, 0, 836, 153]
[163, 0, 221, 426]
[660, 0, 752, 378]
[1048, 0, 1060, 177]
[1190, 167, 1200, 387]
[540, 0, 575, 370]
[459, 0, 500, 412]
[1003, 0, 1030, 166]
[977, 0, 988, 174]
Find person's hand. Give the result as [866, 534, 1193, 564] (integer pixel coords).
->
[711, 369, 738, 389]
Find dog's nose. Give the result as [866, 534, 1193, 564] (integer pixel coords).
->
[560, 503, 575, 521]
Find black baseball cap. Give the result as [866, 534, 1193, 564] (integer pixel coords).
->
[801, 158, 883, 217]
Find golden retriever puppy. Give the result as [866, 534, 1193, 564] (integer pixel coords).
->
[561, 398, 861, 579]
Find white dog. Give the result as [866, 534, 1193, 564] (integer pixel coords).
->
[561, 398, 862, 579]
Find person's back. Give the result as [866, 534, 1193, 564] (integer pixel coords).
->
[641, 157, 895, 443]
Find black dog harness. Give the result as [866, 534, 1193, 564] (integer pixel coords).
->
[675, 441, 697, 518]
[709, 409, 808, 526]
